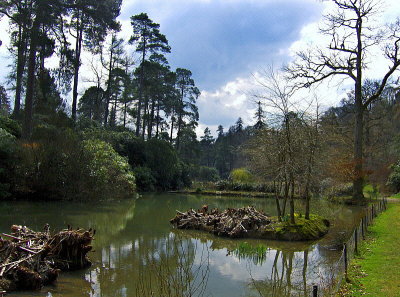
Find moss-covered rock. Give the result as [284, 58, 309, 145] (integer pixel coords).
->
[259, 214, 330, 241]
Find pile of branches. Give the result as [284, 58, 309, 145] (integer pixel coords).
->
[0, 225, 94, 292]
[170, 205, 272, 238]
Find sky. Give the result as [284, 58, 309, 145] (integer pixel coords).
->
[1, 0, 399, 137]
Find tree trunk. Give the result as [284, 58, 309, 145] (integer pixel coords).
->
[289, 177, 295, 224]
[353, 101, 364, 199]
[22, 16, 40, 139]
[123, 101, 127, 127]
[141, 96, 148, 139]
[176, 88, 184, 150]
[72, 16, 83, 122]
[147, 97, 155, 139]
[104, 46, 114, 126]
[155, 101, 160, 138]
[353, 17, 365, 200]
[13, 24, 27, 118]
[135, 41, 146, 137]
[274, 181, 282, 222]
[170, 115, 175, 143]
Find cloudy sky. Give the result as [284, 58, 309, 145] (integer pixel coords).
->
[1, 0, 399, 136]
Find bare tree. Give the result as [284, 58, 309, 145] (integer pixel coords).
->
[286, 0, 400, 200]
[246, 67, 322, 222]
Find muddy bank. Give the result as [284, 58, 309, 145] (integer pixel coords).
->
[170, 206, 329, 241]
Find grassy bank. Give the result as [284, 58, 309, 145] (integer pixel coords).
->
[337, 202, 400, 297]
[171, 189, 275, 198]
[388, 193, 400, 199]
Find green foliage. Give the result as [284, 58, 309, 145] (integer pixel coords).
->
[324, 182, 353, 199]
[0, 128, 17, 199]
[78, 86, 106, 122]
[229, 168, 254, 183]
[82, 128, 192, 191]
[387, 161, 400, 193]
[190, 166, 219, 182]
[0, 85, 10, 115]
[363, 184, 379, 199]
[0, 116, 22, 138]
[16, 127, 135, 200]
[233, 242, 268, 265]
[81, 139, 136, 197]
[214, 180, 275, 193]
[133, 166, 156, 192]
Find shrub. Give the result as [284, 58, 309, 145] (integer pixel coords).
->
[0, 128, 17, 199]
[133, 166, 156, 192]
[0, 116, 21, 138]
[17, 128, 135, 200]
[215, 180, 231, 191]
[81, 139, 136, 199]
[230, 168, 253, 183]
[324, 182, 353, 198]
[387, 162, 400, 193]
[191, 166, 220, 182]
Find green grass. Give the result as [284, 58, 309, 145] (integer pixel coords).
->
[363, 184, 379, 199]
[388, 192, 400, 199]
[337, 203, 400, 297]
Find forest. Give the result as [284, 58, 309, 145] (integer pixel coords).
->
[0, 0, 399, 210]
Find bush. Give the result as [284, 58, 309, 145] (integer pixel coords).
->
[0, 115, 21, 138]
[191, 166, 220, 182]
[84, 128, 191, 191]
[81, 139, 136, 199]
[17, 127, 135, 200]
[0, 128, 17, 199]
[324, 182, 353, 198]
[387, 162, 400, 193]
[133, 166, 156, 192]
[229, 168, 253, 183]
[214, 180, 275, 193]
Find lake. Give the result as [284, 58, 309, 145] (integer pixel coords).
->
[0, 193, 365, 297]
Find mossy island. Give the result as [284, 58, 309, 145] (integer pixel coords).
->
[170, 206, 330, 241]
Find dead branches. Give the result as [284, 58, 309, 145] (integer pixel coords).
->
[0, 225, 95, 292]
[170, 206, 272, 239]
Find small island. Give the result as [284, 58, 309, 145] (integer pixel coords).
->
[170, 206, 329, 241]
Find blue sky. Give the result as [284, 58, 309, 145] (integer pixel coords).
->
[120, 0, 322, 90]
[1, 0, 399, 136]
[116, 0, 324, 134]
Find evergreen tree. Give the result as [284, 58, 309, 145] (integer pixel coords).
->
[67, 0, 122, 122]
[200, 127, 215, 167]
[0, 85, 10, 115]
[130, 13, 171, 137]
[78, 86, 106, 122]
[175, 68, 200, 149]
[254, 101, 266, 130]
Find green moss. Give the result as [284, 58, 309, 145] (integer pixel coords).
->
[260, 214, 330, 241]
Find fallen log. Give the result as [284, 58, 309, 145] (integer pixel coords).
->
[0, 225, 95, 293]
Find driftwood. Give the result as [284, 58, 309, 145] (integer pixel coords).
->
[170, 205, 272, 238]
[0, 225, 94, 292]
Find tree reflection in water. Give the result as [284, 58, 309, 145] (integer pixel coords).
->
[85, 233, 210, 297]
[238, 245, 340, 297]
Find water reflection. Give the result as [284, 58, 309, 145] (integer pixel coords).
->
[0, 194, 364, 297]
[85, 234, 210, 297]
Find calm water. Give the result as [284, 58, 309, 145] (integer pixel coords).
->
[0, 194, 364, 297]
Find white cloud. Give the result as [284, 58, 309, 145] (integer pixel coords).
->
[197, 75, 258, 132]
